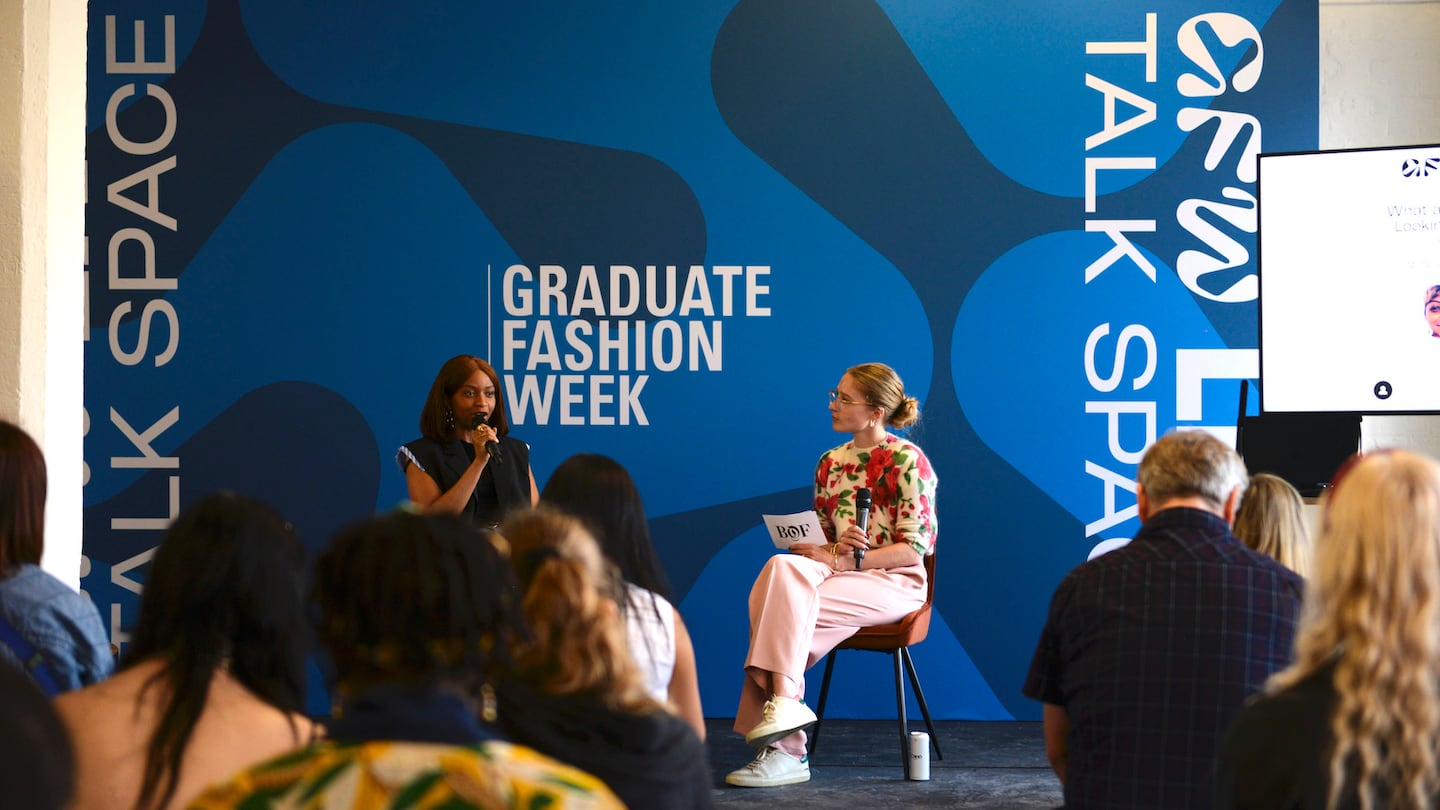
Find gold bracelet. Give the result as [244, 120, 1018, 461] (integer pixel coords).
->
[830, 543, 839, 571]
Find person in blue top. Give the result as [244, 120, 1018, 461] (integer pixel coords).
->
[0, 420, 112, 693]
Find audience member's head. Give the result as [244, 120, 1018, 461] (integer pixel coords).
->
[538, 454, 709, 742]
[1136, 430, 1249, 520]
[1272, 449, 1440, 808]
[1320, 451, 1365, 519]
[0, 420, 47, 576]
[188, 509, 626, 810]
[1233, 473, 1311, 577]
[499, 508, 650, 710]
[539, 453, 672, 599]
[0, 662, 73, 810]
[0, 423, 113, 694]
[314, 511, 521, 697]
[124, 491, 309, 810]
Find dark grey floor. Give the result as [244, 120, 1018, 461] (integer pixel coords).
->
[705, 719, 1062, 809]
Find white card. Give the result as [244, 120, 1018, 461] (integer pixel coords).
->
[762, 511, 826, 549]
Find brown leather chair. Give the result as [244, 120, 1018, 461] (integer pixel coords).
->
[809, 552, 941, 778]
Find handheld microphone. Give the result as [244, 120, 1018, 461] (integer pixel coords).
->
[854, 487, 871, 569]
[469, 413, 503, 463]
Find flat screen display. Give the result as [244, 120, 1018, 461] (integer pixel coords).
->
[1259, 144, 1440, 413]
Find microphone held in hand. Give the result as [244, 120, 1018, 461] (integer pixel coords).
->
[469, 413, 503, 464]
[853, 487, 871, 569]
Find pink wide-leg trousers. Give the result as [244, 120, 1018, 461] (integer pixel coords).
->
[733, 554, 926, 757]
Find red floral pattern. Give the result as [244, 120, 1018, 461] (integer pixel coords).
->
[813, 434, 938, 555]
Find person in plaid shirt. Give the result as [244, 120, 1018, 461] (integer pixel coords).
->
[1024, 430, 1304, 810]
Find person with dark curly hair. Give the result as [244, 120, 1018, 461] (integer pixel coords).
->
[190, 510, 623, 809]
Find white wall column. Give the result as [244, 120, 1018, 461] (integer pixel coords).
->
[0, 0, 89, 588]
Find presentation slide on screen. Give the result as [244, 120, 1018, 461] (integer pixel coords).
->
[1260, 145, 1440, 413]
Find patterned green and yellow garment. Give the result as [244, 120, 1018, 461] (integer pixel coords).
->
[187, 738, 626, 810]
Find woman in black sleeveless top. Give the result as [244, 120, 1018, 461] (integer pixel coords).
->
[398, 354, 537, 527]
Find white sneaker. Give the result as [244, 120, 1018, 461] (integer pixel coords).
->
[725, 747, 811, 787]
[743, 695, 819, 748]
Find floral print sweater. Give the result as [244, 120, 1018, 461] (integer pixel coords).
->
[813, 433, 938, 557]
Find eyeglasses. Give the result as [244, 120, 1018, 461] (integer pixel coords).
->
[828, 389, 874, 408]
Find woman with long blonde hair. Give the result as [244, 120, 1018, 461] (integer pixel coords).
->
[1216, 450, 1440, 809]
[1233, 472, 1312, 577]
[495, 508, 713, 810]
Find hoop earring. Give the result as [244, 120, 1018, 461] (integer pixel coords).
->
[480, 682, 498, 723]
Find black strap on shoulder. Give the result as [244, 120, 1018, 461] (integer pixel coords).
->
[0, 613, 62, 696]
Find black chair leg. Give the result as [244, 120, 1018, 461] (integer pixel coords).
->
[810, 646, 934, 775]
[893, 650, 909, 779]
[809, 651, 838, 755]
[902, 647, 942, 760]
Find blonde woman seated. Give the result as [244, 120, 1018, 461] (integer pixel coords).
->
[1232, 472, 1311, 577]
[1216, 450, 1440, 808]
[496, 509, 714, 810]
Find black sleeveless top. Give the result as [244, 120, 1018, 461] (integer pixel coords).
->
[397, 435, 531, 527]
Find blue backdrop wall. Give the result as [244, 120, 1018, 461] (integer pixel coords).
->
[82, 0, 1318, 721]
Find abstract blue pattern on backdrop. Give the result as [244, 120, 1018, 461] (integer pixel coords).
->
[85, 0, 1317, 719]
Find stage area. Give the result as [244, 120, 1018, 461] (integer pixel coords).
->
[706, 719, 1061, 808]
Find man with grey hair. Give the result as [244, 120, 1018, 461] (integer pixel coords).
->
[1022, 430, 1303, 810]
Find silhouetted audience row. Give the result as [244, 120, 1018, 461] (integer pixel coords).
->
[0, 418, 710, 809]
[10, 409, 1440, 809]
[1027, 430, 1440, 810]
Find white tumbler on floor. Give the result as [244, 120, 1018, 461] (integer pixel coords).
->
[908, 731, 930, 781]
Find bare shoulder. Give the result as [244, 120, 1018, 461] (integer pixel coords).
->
[204, 671, 316, 742]
[55, 661, 163, 724]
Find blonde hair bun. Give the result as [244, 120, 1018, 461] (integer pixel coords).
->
[889, 395, 920, 430]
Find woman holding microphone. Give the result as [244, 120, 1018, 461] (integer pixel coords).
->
[727, 362, 939, 788]
[398, 354, 538, 526]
